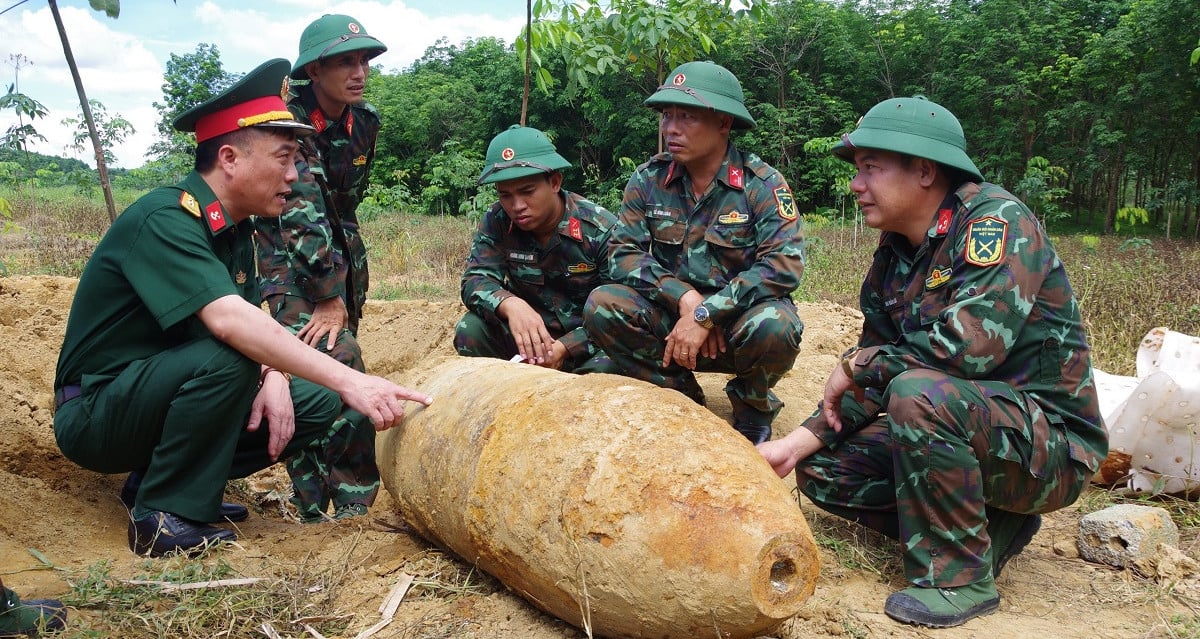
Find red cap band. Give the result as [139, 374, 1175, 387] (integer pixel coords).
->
[194, 95, 292, 143]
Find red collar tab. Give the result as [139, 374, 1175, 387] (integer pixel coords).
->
[728, 165, 744, 189]
[194, 95, 294, 143]
[568, 217, 583, 241]
[310, 109, 328, 134]
[345, 109, 354, 135]
[665, 161, 678, 184]
[935, 208, 953, 235]
[204, 201, 228, 233]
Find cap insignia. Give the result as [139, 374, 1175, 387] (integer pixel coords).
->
[501, 147, 516, 161]
[348, 22, 361, 34]
[672, 73, 686, 86]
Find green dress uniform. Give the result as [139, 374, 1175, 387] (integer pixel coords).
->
[455, 191, 619, 373]
[53, 172, 340, 524]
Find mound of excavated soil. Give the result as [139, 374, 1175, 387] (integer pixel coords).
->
[0, 275, 1191, 638]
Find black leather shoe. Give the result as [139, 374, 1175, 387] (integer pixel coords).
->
[121, 471, 248, 523]
[128, 510, 237, 557]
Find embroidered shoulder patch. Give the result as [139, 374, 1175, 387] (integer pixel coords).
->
[774, 186, 798, 221]
[964, 216, 1007, 266]
[179, 192, 201, 218]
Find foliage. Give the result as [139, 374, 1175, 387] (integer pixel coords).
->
[60, 99, 134, 167]
[148, 43, 231, 161]
[1016, 156, 1069, 225]
[1115, 206, 1150, 233]
[523, 0, 763, 95]
[0, 87, 48, 154]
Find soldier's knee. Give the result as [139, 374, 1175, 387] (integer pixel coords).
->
[583, 284, 638, 330]
[884, 369, 960, 431]
[453, 313, 488, 356]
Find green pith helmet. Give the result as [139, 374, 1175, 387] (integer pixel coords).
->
[832, 96, 983, 181]
[478, 125, 571, 185]
[292, 14, 387, 80]
[644, 61, 755, 130]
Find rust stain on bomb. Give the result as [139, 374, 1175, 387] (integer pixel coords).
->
[378, 357, 820, 639]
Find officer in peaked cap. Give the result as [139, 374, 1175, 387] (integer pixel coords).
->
[53, 58, 431, 558]
[455, 125, 620, 374]
[583, 61, 806, 445]
[254, 14, 391, 524]
[759, 95, 1106, 628]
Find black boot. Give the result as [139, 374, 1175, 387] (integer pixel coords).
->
[128, 510, 237, 558]
[121, 471, 248, 523]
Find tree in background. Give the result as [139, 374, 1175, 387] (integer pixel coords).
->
[61, 99, 133, 167]
[147, 43, 233, 165]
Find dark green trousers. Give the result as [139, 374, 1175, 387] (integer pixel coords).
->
[54, 337, 340, 522]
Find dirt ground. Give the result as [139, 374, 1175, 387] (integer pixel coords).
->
[1, 275, 1196, 638]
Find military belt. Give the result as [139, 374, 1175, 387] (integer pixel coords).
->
[54, 385, 82, 409]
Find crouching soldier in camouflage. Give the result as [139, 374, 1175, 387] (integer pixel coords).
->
[455, 125, 619, 373]
[583, 61, 805, 444]
[757, 96, 1107, 628]
[254, 15, 387, 522]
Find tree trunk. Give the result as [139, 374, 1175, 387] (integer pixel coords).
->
[521, 0, 531, 127]
[48, 0, 116, 225]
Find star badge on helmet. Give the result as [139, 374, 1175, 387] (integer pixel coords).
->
[672, 73, 686, 86]
[348, 22, 361, 34]
[501, 147, 516, 161]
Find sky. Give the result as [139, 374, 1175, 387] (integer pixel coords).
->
[0, 0, 526, 169]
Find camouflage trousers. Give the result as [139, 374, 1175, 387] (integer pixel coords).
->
[797, 368, 1092, 588]
[583, 284, 803, 442]
[453, 311, 620, 374]
[266, 293, 379, 521]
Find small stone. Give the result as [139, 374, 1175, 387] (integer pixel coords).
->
[1077, 504, 1179, 569]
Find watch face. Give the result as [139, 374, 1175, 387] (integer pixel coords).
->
[695, 306, 709, 322]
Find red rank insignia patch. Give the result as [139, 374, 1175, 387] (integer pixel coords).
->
[965, 216, 1007, 266]
[568, 217, 583, 241]
[728, 165, 744, 189]
[935, 208, 953, 235]
[205, 201, 227, 233]
[310, 109, 327, 133]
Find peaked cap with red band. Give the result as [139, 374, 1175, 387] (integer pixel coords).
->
[173, 58, 315, 143]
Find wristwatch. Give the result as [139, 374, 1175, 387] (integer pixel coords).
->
[694, 304, 715, 329]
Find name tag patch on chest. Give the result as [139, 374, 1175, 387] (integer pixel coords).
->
[965, 216, 1007, 267]
[647, 208, 675, 219]
[566, 262, 596, 274]
[507, 250, 537, 264]
[718, 211, 750, 224]
[925, 266, 952, 290]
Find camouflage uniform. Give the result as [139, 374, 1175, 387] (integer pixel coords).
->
[585, 145, 806, 437]
[252, 81, 381, 521]
[456, 191, 618, 374]
[795, 182, 1107, 588]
